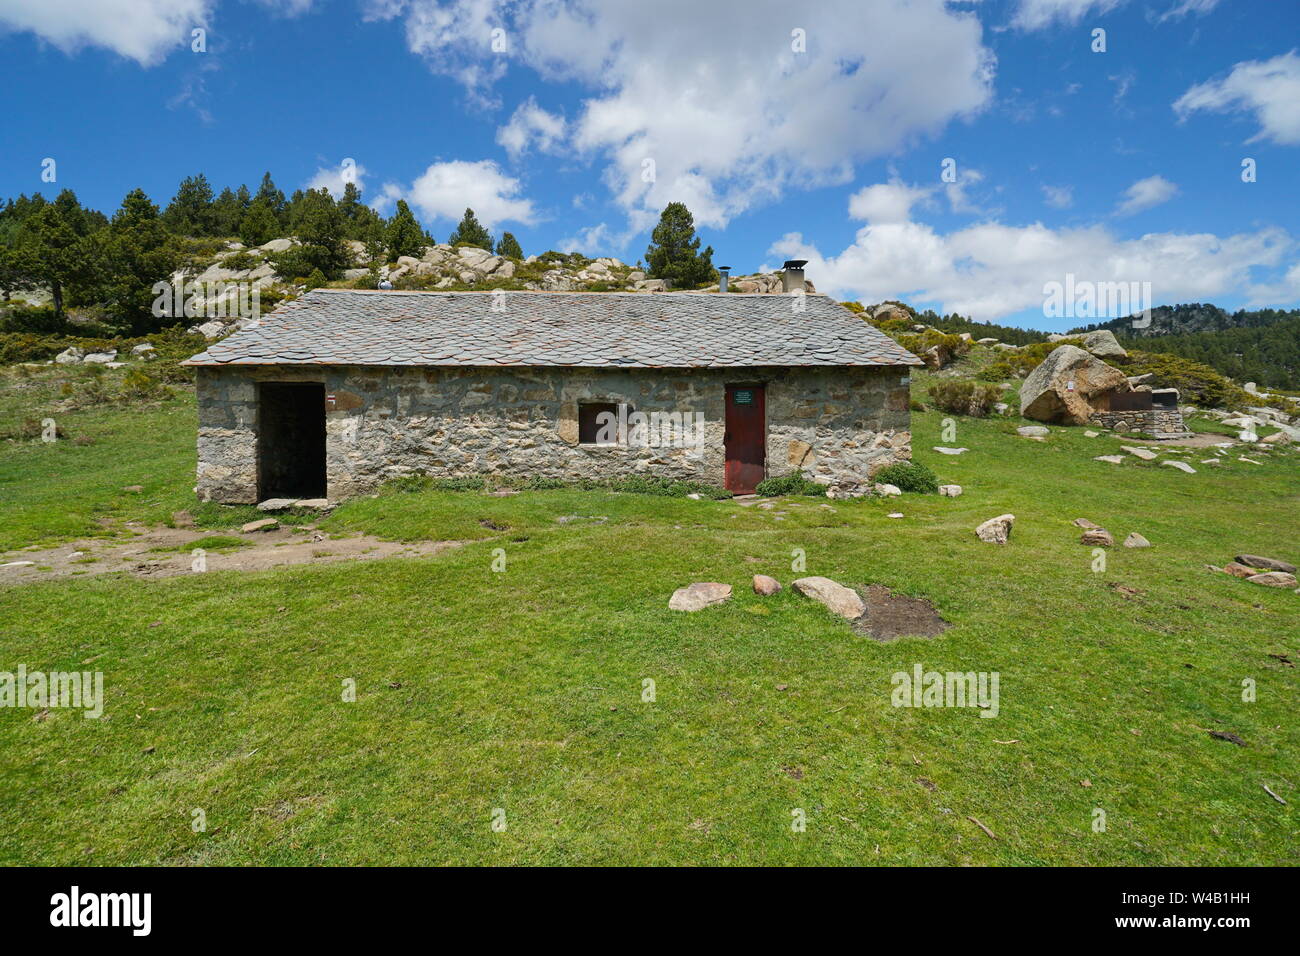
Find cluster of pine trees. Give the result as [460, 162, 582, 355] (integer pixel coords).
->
[0, 171, 541, 334]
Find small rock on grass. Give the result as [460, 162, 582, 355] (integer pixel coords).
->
[1123, 533, 1152, 548]
[1121, 446, 1158, 461]
[1080, 528, 1114, 547]
[1162, 460, 1196, 473]
[975, 514, 1015, 544]
[938, 485, 962, 497]
[752, 575, 781, 596]
[1073, 518, 1100, 529]
[1246, 571, 1298, 589]
[933, 446, 968, 455]
[1017, 426, 1049, 437]
[1222, 562, 1256, 579]
[792, 577, 865, 619]
[669, 582, 732, 612]
[241, 518, 278, 533]
[1235, 554, 1296, 573]
[1094, 455, 1124, 464]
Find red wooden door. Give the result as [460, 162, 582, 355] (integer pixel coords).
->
[724, 384, 766, 493]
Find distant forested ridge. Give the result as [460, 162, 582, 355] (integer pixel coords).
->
[1069, 302, 1300, 338]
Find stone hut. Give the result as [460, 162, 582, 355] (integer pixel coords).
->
[184, 287, 921, 503]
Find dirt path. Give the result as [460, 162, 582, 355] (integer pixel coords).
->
[0, 524, 463, 583]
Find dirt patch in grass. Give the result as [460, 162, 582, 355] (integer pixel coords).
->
[0, 524, 464, 582]
[853, 584, 950, 641]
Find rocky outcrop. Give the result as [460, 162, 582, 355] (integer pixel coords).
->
[1020, 345, 1130, 425]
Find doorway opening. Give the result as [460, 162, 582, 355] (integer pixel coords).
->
[258, 382, 326, 499]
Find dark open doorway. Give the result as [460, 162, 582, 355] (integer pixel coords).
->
[258, 382, 326, 499]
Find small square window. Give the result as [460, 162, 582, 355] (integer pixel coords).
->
[578, 402, 620, 445]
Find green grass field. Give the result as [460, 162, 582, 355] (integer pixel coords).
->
[1, 371, 1297, 865]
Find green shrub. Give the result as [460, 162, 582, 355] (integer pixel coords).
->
[755, 473, 827, 497]
[222, 251, 258, 272]
[1121, 350, 1251, 410]
[873, 461, 939, 494]
[928, 380, 1004, 417]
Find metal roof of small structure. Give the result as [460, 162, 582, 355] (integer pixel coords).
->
[184, 289, 922, 369]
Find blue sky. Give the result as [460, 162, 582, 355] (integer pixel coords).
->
[1, 0, 1297, 330]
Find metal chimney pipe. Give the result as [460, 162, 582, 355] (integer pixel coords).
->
[782, 259, 807, 293]
[719, 265, 731, 293]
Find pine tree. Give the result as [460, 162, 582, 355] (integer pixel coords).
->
[644, 202, 716, 289]
[163, 174, 217, 236]
[495, 232, 523, 259]
[239, 198, 279, 246]
[384, 200, 426, 261]
[447, 208, 493, 251]
[254, 172, 286, 221]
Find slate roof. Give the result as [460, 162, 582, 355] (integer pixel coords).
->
[184, 289, 922, 369]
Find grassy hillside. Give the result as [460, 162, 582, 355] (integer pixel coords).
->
[1, 371, 1296, 865]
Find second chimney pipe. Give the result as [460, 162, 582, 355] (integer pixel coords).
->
[718, 265, 731, 293]
[782, 259, 807, 293]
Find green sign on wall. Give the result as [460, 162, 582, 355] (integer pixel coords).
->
[733, 389, 754, 405]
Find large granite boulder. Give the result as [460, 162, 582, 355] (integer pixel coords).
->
[1020, 345, 1130, 425]
[1081, 330, 1127, 359]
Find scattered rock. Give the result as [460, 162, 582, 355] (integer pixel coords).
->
[55, 347, 86, 365]
[1123, 532, 1151, 548]
[1246, 571, 1297, 589]
[752, 575, 782, 596]
[122, 485, 143, 493]
[1093, 455, 1125, 464]
[1162, 460, 1196, 473]
[874, 483, 902, 496]
[1121, 445, 1158, 461]
[1073, 518, 1100, 529]
[241, 518, 279, 533]
[1222, 562, 1256, 579]
[1083, 430, 1100, 437]
[1235, 554, 1296, 573]
[1017, 425, 1049, 437]
[1261, 431, 1292, 446]
[932, 446, 968, 455]
[1081, 528, 1115, 547]
[669, 582, 732, 612]
[257, 498, 299, 512]
[792, 576, 865, 620]
[1081, 329, 1127, 359]
[938, 484, 962, 497]
[975, 514, 1015, 544]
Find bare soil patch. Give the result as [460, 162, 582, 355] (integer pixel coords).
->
[853, 584, 950, 641]
[0, 524, 463, 583]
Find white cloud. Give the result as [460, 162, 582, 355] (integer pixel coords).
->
[404, 159, 537, 227]
[1115, 175, 1177, 216]
[1011, 0, 1121, 30]
[1155, 0, 1219, 22]
[848, 181, 935, 224]
[765, 178, 1294, 322]
[0, 0, 316, 65]
[306, 159, 368, 199]
[1042, 185, 1074, 209]
[496, 97, 566, 157]
[557, 222, 614, 255]
[383, 0, 995, 228]
[0, 0, 210, 65]
[1174, 51, 1300, 146]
